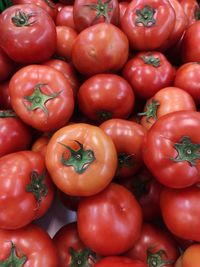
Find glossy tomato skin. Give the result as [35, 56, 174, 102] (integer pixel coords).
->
[94, 256, 148, 267]
[122, 51, 176, 99]
[0, 224, 58, 266]
[180, 244, 200, 267]
[0, 111, 32, 157]
[143, 111, 200, 188]
[56, 5, 76, 29]
[120, 0, 176, 51]
[77, 183, 142, 255]
[100, 119, 147, 179]
[139, 87, 196, 129]
[73, 0, 119, 32]
[0, 4, 56, 64]
[179, 0, 200, 27]
[0, 151, 55, 229]
[77, 74, 135, 122]
[72, 23, 129, 76]
[45, 123, 117, 196]
[124, 223, 180, 267]
[9, 65, 74, 132]
[160, 185, 200, 242]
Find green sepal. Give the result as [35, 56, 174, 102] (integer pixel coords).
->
[0, 110, 16, 118]
[12, 11, 36, 27]
[141, 55, 161, 67]
[138, 99, 160, 123]
[69, 247, 96, 267]
[84, 0, 113, 22]
[135, 5, 156, 27]
[147, 248, 175, 267]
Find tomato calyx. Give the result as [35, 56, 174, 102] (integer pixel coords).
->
[96, 110, 112, 121]
[118, 152, 133, 170]
[26, 170, 48, 208]
[138, 99, 160, 123]
[23, 84, 61, 116]
[59, 140, 96, 174]
[141, 55, 161, 68]
[0, 242, 27, 267]
[84, 0, 113, 22]
[147, 248, 174, 267]
[135, 5, 156, 27]
[69, 247, 96, 267]
[0, 110, 16, 118]
[172, 136, 200, 166]
[194, 6, 200, 21]
[11, 11, 36, 27]
[0, 0, 12, 13]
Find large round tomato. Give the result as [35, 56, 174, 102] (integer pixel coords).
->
[0, 4, 56, 64]
[120, 0, 176, 51]
[77, 183, 142, 255]
[72, 22, 129, 76]
[77, 74, 135, 122]
[0, 150, 54, 229]
[0, 224, 58, 266]
[143, 111, 200, 188]
[45, 123, 117, 196]
[94, 256, 148, 267]
[8, 65, 74, 132]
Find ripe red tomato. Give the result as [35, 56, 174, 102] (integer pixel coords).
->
[120, 0, 176, 51]
[0, 151, 55, 229]
[77, 74, 135, 122]
[8, 65, 74, 132]
[77, 183, 142, 255]
[56, 5, 76, 29]
[94, 256, 148, 267]
[72, 22, 129, 76]
[0, 224, 58, 266]
[143, 111, 200, 188]
[122, 51, 175, 99]
[179, 0, 200, 27]
[0, 4, 56, 64]
[45, 123, 117, 196]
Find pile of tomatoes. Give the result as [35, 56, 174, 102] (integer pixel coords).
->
[0, 0, 200, 266]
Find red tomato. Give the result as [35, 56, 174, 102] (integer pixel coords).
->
[143, 111, 200, 188]
[77, 183, 142, 255]
[72, 23, 129, 76]
[56, 5, 75, 29]
[45, 123, 117, 196]
[77, 74, 135, 122]
[0, 224, 58, 266]
[139, 87, 196, 129]
[120, 0, 176, 51]
[73, 0, 119, 32]
[0, 151, 54, 229]
[0, 48, 15, 83]
[94, 256, 148, 267]
[53, 222, 97, 267]
[0, 110, 32, 157]
[160, 185, 200, 242]
[9, 65, 74, 132]
[0, 4, 57, 64]
[100, 119, 147, 179]
[122, 51, 176, 99]
[119, 2, 129, 27]
[32, 134, 50, 157]
[179, 0, 200, 27]
[124, 223, 180, 267]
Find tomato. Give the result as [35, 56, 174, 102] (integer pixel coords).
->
[181, 21, 200, 62]
[77, 74, 135, 122]
[0, 47, 15, 83]
[160, 185, 200, 242]
[179, 0, 200, 27]
[119, 2, 129, 27]
[45, 123, 117, 196]
[53, 222, 97, 267]
[72, 22, 129, 76]
[77, 183, 142, 255]
[9, 65, 74, 132]
[94, 256, 148, 267]
[124, 223, 180, 267]
[0, 4, 56, 64]
[179, 244, 200, 267]
[0, 224, 58, 266]
[0, 110, 32, 157]
[0, 150, 55, 229]
[55, 26, 78, 61]
[139, 87, 196, 129]
[120, 0, 176, 51]
[174, 62, 200, 105]
[56, 5, 76, 29]
[122, 51, 176, 99]
[0, 81, 12, 109]
[143, 111, 200, 188]
[32, 134, 50, 157]
[73, 0, 119, 32]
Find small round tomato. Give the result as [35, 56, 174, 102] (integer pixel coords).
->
[0, 150, 55, 229]
[9, 65, 74, 132]
[77, 183, 142, 255]
[45, 123, 117, 196]
[56, 5, 76, 29]
[77, 74, 135, 122]
[0, 4, 57, 64]
[95, 256, 148, 267]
